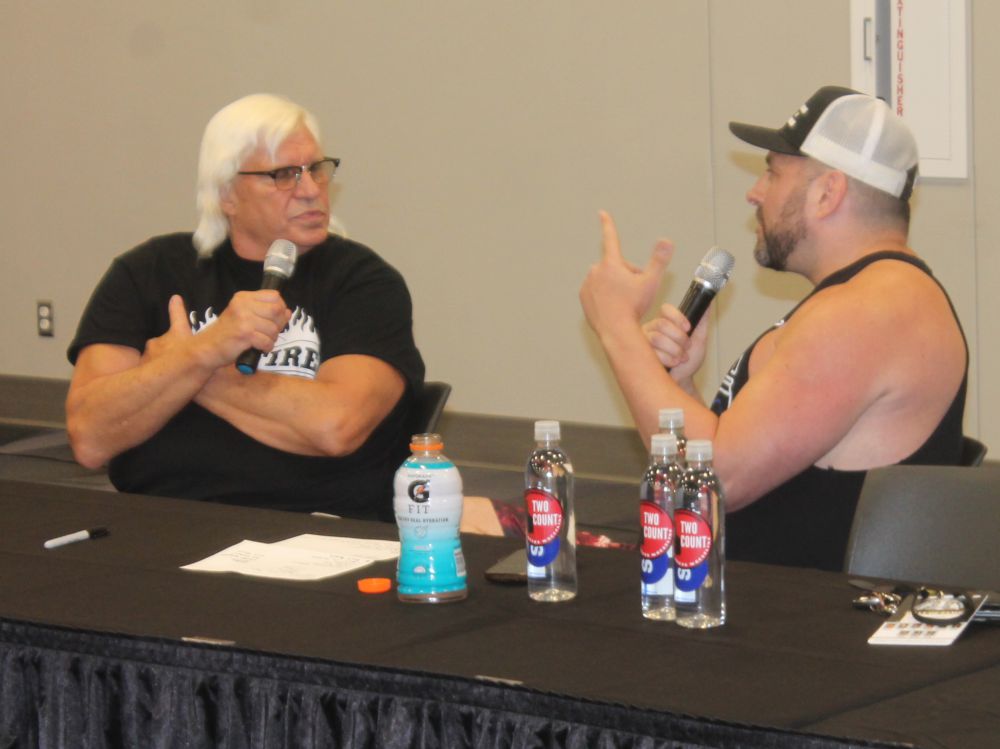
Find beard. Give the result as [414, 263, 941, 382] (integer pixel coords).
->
[753, 186, 808, 271]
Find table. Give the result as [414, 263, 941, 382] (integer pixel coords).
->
[1, 478, 998, 748]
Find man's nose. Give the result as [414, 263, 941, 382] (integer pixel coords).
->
[746, 174, 766, 206]
[293, 168, 322, 198]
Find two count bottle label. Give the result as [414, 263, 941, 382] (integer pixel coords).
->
[639, 505, 714, 597]
[674, 508, 713, 597]
[525, 488, 564, 570]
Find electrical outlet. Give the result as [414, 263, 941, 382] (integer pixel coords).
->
[37, 300, 54, 337]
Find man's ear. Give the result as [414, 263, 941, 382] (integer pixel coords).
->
[812, 170, 849, 219]
[219, 185, 237, 218]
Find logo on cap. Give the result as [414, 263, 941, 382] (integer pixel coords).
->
[786, 103, 810, 130]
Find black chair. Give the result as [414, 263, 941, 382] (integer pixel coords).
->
[403, 381, 452, 439]
[961, 435, 988, 466]
[844, 463, 1000, 590]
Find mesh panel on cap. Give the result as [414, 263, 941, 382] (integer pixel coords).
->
[800, 95, 918, 198]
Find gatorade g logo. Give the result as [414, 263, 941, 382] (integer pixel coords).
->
[408, 480, 430, 503]
[675, 509, 712, 568]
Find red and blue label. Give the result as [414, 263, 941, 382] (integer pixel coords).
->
[674, 508, 712, 592]
[525, 488, 563, 567]
[640, 501, 673, 584]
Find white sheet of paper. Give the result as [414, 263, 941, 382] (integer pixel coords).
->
[275, 534, 400, 561]
[182, 540, 375, 581]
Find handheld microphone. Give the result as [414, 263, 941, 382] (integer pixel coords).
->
[235, 239, 297, 374]
[677, 247, 735, 333]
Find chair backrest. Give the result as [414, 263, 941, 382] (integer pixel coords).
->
[404, 381, 452, 439]
[844, 464, 1000, 590]
[961, 435, 988, 466]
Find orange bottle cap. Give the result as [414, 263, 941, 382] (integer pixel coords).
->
[357, 577, 392, 594]
[410, 442, 443, 452]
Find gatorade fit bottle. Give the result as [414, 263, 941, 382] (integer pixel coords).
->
[394, 433, 467, 602]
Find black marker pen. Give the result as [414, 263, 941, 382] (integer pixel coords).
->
[43, 527, 109, 549]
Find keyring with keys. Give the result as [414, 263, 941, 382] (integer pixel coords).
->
[852, 590, 903, 616]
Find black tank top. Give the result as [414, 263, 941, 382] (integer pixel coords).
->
[711, 252, 968, 571]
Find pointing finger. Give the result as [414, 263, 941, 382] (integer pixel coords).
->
[598, 210, 624, 262]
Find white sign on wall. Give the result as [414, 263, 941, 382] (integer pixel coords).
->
[850, 0, 969, 179]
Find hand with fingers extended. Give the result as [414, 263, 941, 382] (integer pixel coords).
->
[642, 302, 710, 382]
[580, 210, 674, 339]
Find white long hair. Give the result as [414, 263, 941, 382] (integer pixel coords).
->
[193, 94, 321, 257]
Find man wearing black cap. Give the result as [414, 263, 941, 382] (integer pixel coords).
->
[580, 86, 968, 571]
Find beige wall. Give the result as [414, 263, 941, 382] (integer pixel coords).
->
[1, 2, 992, 448]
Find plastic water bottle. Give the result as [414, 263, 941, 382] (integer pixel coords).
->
[524, 420, 577, 602]
[658, 407, 687, 462]
[640, 433, 683, 620]
[674, 439, 726, 628]
[393, 433, 467, 603]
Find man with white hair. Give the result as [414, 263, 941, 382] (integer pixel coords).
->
[580, 86, 968, 571]
[67, 94, 424, 520]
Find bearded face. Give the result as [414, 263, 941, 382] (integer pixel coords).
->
[753, 179, 809, 271]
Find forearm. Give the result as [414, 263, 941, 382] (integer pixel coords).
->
[602, 327, 775, 509]
[194, 370, 330, 455]
[66, 345, 215, 467]
[194, 362, 401, 457]
[598, 322, 717, 446]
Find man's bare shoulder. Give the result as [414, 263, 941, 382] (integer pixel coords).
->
[745, 253, 965, 470]
[759, 253, 962, 395]
[790, 255, 953, 337]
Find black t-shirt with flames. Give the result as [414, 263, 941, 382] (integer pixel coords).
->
[69, 233, 425, 520]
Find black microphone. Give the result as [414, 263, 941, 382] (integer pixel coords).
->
[235, 239, 297, 374]
[677, 247, 735, 332]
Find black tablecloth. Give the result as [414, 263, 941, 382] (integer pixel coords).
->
[1, 478, 998, 748]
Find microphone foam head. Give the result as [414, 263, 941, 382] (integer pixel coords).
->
[263, 239, 297, 278]
[695, 247, 735, 292]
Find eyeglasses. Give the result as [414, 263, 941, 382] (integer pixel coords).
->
[237, 157, 340, 190]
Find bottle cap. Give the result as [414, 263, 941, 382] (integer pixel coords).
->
[357, 577, 392, 594]
[686, 439, 713, 462]
[409, 433, 444, 452]
[534, 420, 561, 441]
[658, 408, 685, 430]
[650, 433, 679, 456]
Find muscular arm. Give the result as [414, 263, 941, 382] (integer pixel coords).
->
[580, 211, 717, 442]
[66, 342, 214, 469]
[582, 235, 840, 510]
[581, 214, 961, 512]
[707, 300, 876, 509]
[66, 291, 291, 468]
[193, 353, 406, 457]
[594, 315, 717, 442]
[711, 265, 966, 509]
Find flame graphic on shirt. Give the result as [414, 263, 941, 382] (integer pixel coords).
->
[189, 305, 320, 379]
[190, 307, 219, 333]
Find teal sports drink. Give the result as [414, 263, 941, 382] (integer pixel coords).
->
[394, 433, 467, 603]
